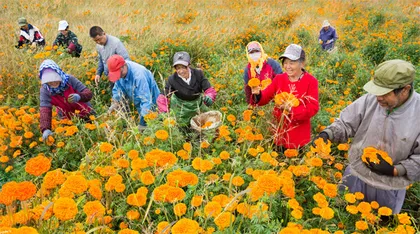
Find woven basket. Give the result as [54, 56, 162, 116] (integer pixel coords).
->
[190, 111, 223, 132]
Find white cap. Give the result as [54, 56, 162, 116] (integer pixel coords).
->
[41, 69, 62, 84]
[322, 20, 330, 28]
[58, 20, 69, 31]
[279, 44, 303, 61]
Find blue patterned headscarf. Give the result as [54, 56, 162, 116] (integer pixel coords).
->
[39, 59, 70, 95]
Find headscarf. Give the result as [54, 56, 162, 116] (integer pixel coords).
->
[246, 41, 268, 78]
[39, 59, 70, 95]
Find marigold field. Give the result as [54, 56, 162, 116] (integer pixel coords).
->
[0, 0, 419, 233]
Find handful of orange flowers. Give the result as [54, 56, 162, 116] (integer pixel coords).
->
[361, 147, 393, 165]
[248, 78, 261, 94]
[274, 92, 299, 112]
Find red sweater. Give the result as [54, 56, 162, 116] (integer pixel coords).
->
[258, 72, 319, 149]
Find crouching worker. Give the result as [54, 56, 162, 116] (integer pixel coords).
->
[106, 55, 160, 128]
[39, 59, 94, 141]
[157, 51, 217, 129]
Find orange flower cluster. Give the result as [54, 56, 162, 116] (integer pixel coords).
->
[83, 200, 105, 224]
[43, 169, 66, 189]
[153, 184, 185, 203]
[25, 154, 51, 176]
[145, 149, 177, 168]
[171, 218, 200, 234]
[274, 92, 299, 108]
[53, 197, 78, 221]
[361, 147, 393, 165]
[0, 181, 36, 205]
[127, 187, 148, 207]
[215, 212, 235, 230]
[155, 130, 169, 140]
[191, 157, 214, 173]
[62, 174, 88, 196]
[311, 138, 334, 161]
[173, 203, 187, 216]
[247, 78, 260, 87]
[99, 142, 113, 153]
[167, 169, 198, 187]
[105, 174, 125, 192]
[88, 179, 103, 200]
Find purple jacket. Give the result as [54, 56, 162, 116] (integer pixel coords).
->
[319, 27, 338, 50]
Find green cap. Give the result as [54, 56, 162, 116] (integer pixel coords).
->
[363, 59, 415, 96]
[18, 17, 27, 27]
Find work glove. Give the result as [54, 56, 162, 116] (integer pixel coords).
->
[203, 95, 213, 106]
[42, 129, 53, 141]
[107, 102, 120, 114]
[311, 131, 329, 147]
[67, 93, 81, 103]
[366, 153, 395, 176]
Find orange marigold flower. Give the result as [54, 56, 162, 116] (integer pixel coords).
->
[291, 209, 303, 220]
[192, 157, 214, 173]
[371, 201, 380, 209]
[105, 174, 123, 191]
[227, 114, 236, 122]
[355, 192, 364, 200]
[183, 142, 192, 152]
[177, 149, 190, 160]
[346, 205, 358, 214]
[171, 218, 200, 234]
[53, 197, 78, 221]
[167, 169, 198, 187]
[118, 229, 139, 234]
[127, 187, 148, 207]
[99, 166, 117, 177]
[156, 221, 170, 234]
[153, 184, 185, 203]
[43, 169, 65, 189]
[355, 220, 368, 231]
[274, 92, 299, 108]
[24, 131, 34, 139]
[310, 157, 323, 167]
[99, 142, 113, 153]
[243, 110, 253, 122]
[247, 78, 260, 87]
[131, 158, 148, 170]
[337, 143, 349, 151]
[155, 130, 169, 140]
[145, 149, 177, 168]
[284, 149, 298, 158]
[204, 201, 222, 218]
[126, 210, 140, 220]
[25, 154, 51, 176]
[378, 207, 392, 216]
[214, 212, 235, 230]
[88, 185, 103, 200]
[191, 195, 203, 207]
[344, 193, 356, 204]
[174, 203, 187, 216]
[63, 174, 88, 195]
[219, 151, 230, 160]
[357, 202, 372, 215]
[232, 176, 244, 187]
[319, 206, 334, 220]
[323, 183, 337, 198]
[83, 200, 105, 223]
[397, 213, 411, 225]
[140, 170, 155, 185]
[128, 150, 139, 160]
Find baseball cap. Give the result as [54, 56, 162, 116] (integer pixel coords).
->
[41, 69, 62, 84]
[18, 17, 28, 27]
[279, 44, 303, 61]
[58, 20, 69, 31]
[107, 55, 126, 82]
[363, 60, 415, 96]
[322, 20, 330, 28]
[173, 51, 190, 67]
[247, 42, 261, 53]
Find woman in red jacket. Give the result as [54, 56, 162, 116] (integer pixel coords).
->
[252, 44, 319, 151]
[39, 59, 94, 141]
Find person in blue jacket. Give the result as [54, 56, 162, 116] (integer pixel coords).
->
[106, 55, 160, 127]
[318, 20, 338, 51]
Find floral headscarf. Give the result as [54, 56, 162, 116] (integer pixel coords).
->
[39, 59, 70, 95]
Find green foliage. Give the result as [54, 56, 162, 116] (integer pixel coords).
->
[362, 39, 388, 65]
